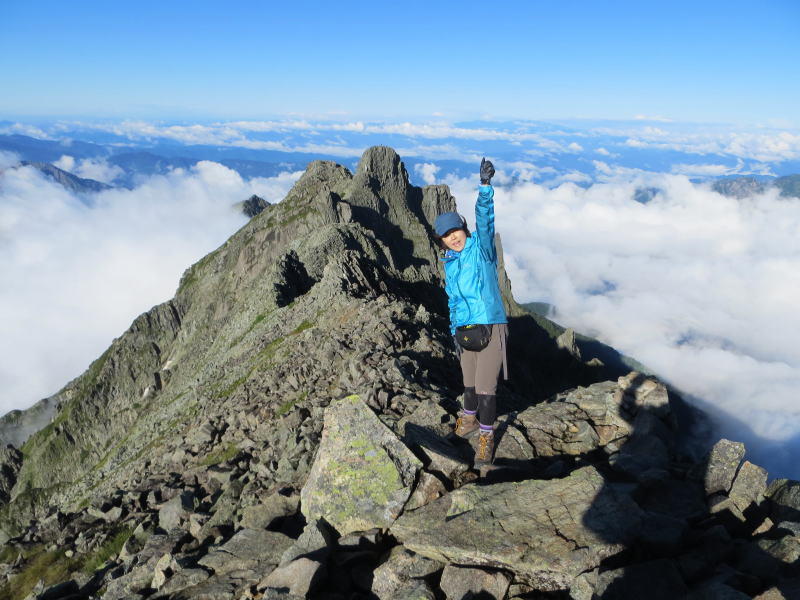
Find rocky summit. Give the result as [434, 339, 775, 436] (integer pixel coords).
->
[1, 146, 798, 600]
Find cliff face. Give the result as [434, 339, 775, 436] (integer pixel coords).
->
[5, 147, 785, 600]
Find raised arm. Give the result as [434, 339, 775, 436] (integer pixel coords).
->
[475, 158, 497, 263]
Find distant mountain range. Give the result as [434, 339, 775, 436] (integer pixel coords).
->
[712, 174, 800, 199]
[3, 133, 800, 200]
[632, 175, 800, 205]
[20, 161, 111, 196]
[0, 134, 307, 189]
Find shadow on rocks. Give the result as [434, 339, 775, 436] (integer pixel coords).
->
[580, 374, 799, 600]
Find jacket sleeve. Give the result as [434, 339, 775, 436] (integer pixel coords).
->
[475, 184, 497, 263]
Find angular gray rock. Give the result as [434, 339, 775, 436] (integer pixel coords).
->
[401, 425, 470, 480]
[198, 528, 293, 575]
[158, 491, 195, 531]
[404, 472, 447, 511]
[439, 564, 511, 600]
[556, 328, 582, 361]
[729, 461, 768, 512]
[391, 466, 644, 591]
[617, 371, 671, 419]
[257, 557, 326, 596]
[103, 563, 156, 600]
[704, 439, 746, 495]
[155, 568, 211, 597]
[279, 519, 335, 566]
[371, 546, 443, 599]
[513, 381, 636, 458]
[300, 395, 422, 536]
[611, 434, 670, 482]
[767, 479, 800, 523]
[239, 491, 299, 530]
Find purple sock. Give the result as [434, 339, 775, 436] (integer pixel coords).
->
[479, 424, 493, 435]
[464, 409, 477, 415]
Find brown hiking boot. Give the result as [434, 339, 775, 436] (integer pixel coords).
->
[453, 413, 479, 438]
[475, 431, 494, 466]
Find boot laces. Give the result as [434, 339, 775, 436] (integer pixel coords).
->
[455, 415, 476, 435]
[477, 432, 493, 460]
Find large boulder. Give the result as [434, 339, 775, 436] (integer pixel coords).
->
[391, 466, 644, 591]
[300, 395, 422, 536]
[511, 378, 658, 458]
[704, 439, 746, 496]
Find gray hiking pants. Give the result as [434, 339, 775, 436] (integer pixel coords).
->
[459, 323, 508, 396]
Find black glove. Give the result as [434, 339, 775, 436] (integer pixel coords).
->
[480, 157, 495, 185]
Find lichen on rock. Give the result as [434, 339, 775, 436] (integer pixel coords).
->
[300, 395, 422, 536]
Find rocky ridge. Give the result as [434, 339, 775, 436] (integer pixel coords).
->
[0, 147, 798, 599]
[20, 161, 111, 195]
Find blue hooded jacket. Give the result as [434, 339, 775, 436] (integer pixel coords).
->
[441, 185, 508, 335]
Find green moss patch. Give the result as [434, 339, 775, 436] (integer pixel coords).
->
[215, 374, 249, 399]
[291, 319, 314, 335]
[228, 311, 273, 349]
[276, 391, 307, 416]
[199, 442, 240, 467]
[0, 547, 80, 600]
[80, 526, 133, 574]
[0, 525, 135, 600]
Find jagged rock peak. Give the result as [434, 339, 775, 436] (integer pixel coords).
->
[282, 160, 353, 207]
[354, 146, 409, 191]
[238, 194, 269, 218]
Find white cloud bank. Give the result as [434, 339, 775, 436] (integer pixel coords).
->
[414, 162, 440, 185]
[0, 160, 302, 416]
[53, 155, 125, 184]
[450, 175, 800, 479]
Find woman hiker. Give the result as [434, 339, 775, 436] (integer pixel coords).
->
[434, 158, 509, 467]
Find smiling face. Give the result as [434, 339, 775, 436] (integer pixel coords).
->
[441, 228, 467, 252]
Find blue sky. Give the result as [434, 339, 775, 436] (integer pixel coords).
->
[2, 0, 799, 124]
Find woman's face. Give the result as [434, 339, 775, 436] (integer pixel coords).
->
[442, 228, 467, 252]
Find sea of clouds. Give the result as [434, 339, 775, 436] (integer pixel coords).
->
[3, 120, 800, 480]
[441, 167, 800, 479]
[0, 152, 301, 417]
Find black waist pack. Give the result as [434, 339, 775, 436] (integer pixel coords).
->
[455, 324, 492, 352]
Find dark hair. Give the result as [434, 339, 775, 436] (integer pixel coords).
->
[436, 225, 470, 250]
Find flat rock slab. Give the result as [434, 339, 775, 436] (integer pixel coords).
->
[301, 395, 422, 536]
[198, 528, 293, 575]
[391, 466, 643, 591]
